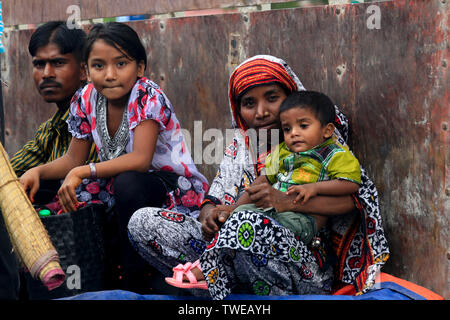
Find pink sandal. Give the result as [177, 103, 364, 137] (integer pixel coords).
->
[165, 260, 208, 290]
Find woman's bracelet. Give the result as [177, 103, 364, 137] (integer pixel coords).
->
[200, 199, 216, 209]
[89, 163, 97, 180]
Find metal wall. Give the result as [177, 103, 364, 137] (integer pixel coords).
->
[1, 0, 448, 298]
[2, 0, 292, 25]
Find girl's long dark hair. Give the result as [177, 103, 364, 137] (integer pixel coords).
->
[83, 22, 147, 70]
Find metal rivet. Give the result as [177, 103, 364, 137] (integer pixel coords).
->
[336, 67, 342, 75]
[445, 188, 450, 197]
[5, 128, 10, 137]
[160, 74, 165, 81]
[159, 21, 165, 30]
[442, 122, 448, 131]
[242, 14, 249, 22]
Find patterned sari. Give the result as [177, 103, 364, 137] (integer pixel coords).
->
[128, 55, 389, 299]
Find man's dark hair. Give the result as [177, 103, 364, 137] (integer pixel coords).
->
[279, 91, 336, 126]
[28, 21, 86, 61]
[83, 22, 147, 70]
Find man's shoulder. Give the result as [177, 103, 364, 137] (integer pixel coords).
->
[37, 108, 69, 131]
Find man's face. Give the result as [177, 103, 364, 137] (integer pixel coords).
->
[32, 43, 86, 106]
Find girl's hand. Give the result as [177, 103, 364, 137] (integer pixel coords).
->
[286, 184, 319, 205]
[57, 168, 83, 213]
[19, 167, 41, 203]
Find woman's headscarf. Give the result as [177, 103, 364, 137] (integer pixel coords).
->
[228, 55, 305, 131]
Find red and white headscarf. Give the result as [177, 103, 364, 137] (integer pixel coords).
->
[228, 55, 305, 131]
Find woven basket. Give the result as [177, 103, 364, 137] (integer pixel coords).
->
[26, 203, 108, 299]
[0, 142, 64, 290]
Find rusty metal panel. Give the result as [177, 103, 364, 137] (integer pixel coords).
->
[1, 0, 448, 298]
[2, 0, 291, 26]
[1, 29, 56, 155]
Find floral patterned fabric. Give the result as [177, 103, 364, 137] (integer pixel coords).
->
[128, 207, 333, 299]
[67, 77, 209, 216]
[128, 55, 390, 299]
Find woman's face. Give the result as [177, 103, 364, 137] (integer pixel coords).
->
[239, 84, 287, 133]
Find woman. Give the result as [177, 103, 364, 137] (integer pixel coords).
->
[128, 55, 389, 299]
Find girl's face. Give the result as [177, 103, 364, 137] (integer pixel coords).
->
[86, 39, 145, 107]
[239, 84, 287, 134]
[280, 106, 334, 153]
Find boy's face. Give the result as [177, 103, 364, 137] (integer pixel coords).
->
[32, 43, 86, 106]
[280, 106, 334, 153]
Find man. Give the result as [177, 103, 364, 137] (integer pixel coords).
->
[11, 21, 97, 177]
[0, 21, 98, 300]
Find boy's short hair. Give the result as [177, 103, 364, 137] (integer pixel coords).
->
[28, 21, 86, 62]
[279, 91, 336, 126]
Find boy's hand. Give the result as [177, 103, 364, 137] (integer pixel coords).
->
[286, 184, 319, 205]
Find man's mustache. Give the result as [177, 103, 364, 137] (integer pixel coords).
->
[39, 80, 62, 90]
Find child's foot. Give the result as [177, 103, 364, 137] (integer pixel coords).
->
[165, 260, 208, 290]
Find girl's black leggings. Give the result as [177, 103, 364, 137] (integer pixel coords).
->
[112, 170, 168, 292]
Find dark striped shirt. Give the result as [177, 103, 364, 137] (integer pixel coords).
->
[10, 108, 99, 177]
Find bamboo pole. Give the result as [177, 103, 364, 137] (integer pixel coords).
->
[0, 142, 65, 290]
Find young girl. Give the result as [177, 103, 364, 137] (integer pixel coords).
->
[19, 22, 209, 293]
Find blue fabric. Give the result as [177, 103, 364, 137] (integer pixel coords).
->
[60, 281, 427, 300]
[0, 1, 4, 53]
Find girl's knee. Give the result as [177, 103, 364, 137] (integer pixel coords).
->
[113, 171, 141, 191]
[127, 207, 159, 236]
[128, 207, 149, 229]
[114, 171, 166, 207]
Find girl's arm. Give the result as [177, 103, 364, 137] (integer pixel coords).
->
[19, 137, 91, 203]
[38, 138, 91, 180]
[69, 119, 158, 179]
[58, 119, 159, 212]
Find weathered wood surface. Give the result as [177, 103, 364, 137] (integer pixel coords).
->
[2, 0, 292, 26]
[1, 0, 448, 298]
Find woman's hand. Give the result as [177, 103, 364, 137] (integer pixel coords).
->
[57, 167, 83, 213]
[245, 180, 290, 212]
[19, 167, 41, 203]
[247, 179, 356, 216]
[199, 204, 236, 241]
